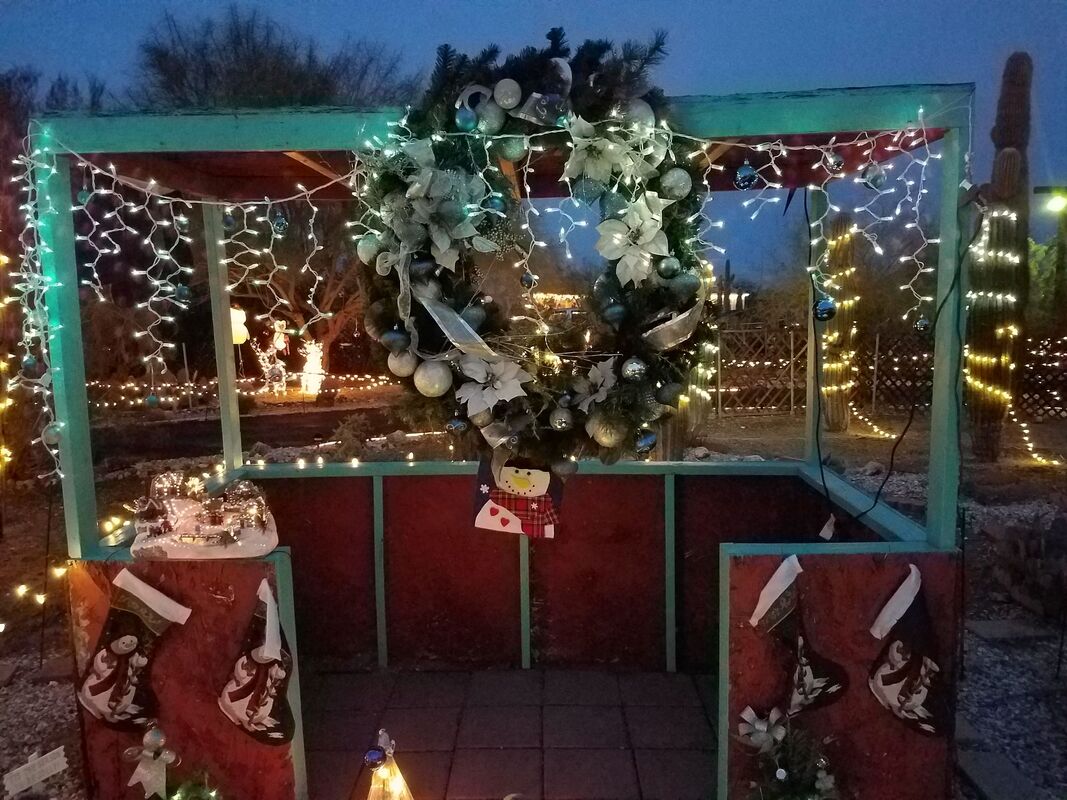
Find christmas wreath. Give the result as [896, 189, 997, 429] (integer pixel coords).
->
[354, 29, 712, 472]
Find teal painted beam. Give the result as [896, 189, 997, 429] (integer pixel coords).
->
[796, 465, 927, 543]
[926, 128, 967, 549]
[272, 550, 308, 799]
[805, 189, 829, 465]
[32, 108, 402, 155]
[721, 540, 944, 559]
[202, 204, 243, 471]
[519, 536, 531, 669]
[663, 473, 677, 673]
[372, 475, 388, 669]
[34, 148, 97, 558]
[671, 84, 973, 137]
[238, 459, 802, 480]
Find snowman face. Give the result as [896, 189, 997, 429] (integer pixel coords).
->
[497, 466, 550, 498]
[111, 634, 139, 655]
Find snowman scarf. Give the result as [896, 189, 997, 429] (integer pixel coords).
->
[488, 488, 559, 538]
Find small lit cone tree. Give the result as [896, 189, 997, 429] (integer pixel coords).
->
[966, 147, 1022, 461]
[820, 215, 861, 433]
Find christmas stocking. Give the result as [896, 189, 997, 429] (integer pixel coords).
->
[218, 578, 295, 744]
[749, 556, 848, 716]
[77, 569, 191, 730]
[868, 564, 948, 736]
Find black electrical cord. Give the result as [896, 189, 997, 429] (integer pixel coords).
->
[802, 191, 834, 511]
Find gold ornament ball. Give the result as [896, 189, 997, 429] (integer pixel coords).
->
[413, 361, 453, 397]
[387, 350, 419, 377]
[585, 409, 628, 448]
[549, 407, 574, 431]
[468, 407, 495, 427]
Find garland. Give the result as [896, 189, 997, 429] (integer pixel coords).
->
[354, 29, 712, 471]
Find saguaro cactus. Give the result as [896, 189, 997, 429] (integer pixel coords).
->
[966, 149, 1022, 461]
[820, 215, 861, 433]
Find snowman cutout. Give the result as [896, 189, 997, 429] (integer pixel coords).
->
[475, 463, 559, 539]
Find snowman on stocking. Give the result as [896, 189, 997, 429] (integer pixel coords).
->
[218, 578, 295, 744]
[77, 569, 191, 729]
[474, 456, 561, 539]
[749, 556, 848, 716]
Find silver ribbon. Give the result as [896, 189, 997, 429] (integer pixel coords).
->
[641, 282, 707, 351]
[411, 283, 499, 360]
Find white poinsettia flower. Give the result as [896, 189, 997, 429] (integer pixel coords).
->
[595, 191, 674, 287]
[575, 357, 617, 413]
[563, 116, 628, 184]
[620, 131, 670, 184]
[455, 355, 535, 416]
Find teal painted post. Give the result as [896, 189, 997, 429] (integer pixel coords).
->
[926, 128, 966, 549]
[663, 473, 677, 672]
[373, 475, 388, 668]
[202, 204, 243, 471]
[273, 551, 308, 800]
[804, 189, 829, 464]
[519, 536, 531, 669]
[716, 550, 731, 800]
[34, 147, 96, 558]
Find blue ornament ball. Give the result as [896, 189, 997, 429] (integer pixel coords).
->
[656, 257, 682, 279]
[635, 428, 658, 455]
[145, 393, 160, 409]
[571, 177, 607, 204]
[601, 303, 628, 327]
[455, 107, 478, 132]
[271, 210, 289, 236]
[825, 151, 845, 174]
[520, 271, 538, 290]
[222, 212, 237, 232]
[484, 195, 507, 214]
[914, 315, 931, 334]
[21, 354, 38, 371]
[734, 160, 758, 191]
[599, 190, 629, 220]
[813, 297, 837, 322]
[174, 284, 192, 302]
[364, 747, 387, 770]
[460, 303, 487, 331]
[436, 199, 468, 227]
[380, 327, 412, 354]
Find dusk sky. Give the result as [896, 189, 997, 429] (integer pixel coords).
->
[2, 0, 1065, 278]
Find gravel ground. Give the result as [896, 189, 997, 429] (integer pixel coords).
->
[0, 649, 87, 800]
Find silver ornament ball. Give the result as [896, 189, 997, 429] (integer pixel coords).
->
[493, 78, 522, 110]
[142, 728, 167, 751]
[861, 161, 887, 190]
[549, 407, 574, 431]
[620, 357, 648, 382]
[621, 98, 655, 131]
[494, 136, 529, 162]
[468, 407, 495, 427]
[387, 350, 419, 378]
[41, 422, 62, 446]
[656, 257, 682, 279]
[356, 233, 381, 265]
[476, 100, 507, 135]
[585, 410, 628, 449]
[660, 167, 693, 200]
[413, 360, 453, 397]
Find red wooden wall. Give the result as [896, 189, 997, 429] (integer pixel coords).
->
[69, 560, 296, 800]
[725, 551, 960, 800]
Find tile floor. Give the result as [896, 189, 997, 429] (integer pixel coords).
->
[302, 669, 718, 800]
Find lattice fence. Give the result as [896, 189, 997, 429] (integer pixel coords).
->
[707, 327, 1066, 421]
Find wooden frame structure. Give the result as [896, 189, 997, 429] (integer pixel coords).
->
[28, 82, 973, 799]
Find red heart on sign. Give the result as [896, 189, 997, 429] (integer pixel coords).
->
[500, 518, 510, 527]
[489, 507, 499, 517]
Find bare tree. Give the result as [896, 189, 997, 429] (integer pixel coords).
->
[131, 5, 421, 369]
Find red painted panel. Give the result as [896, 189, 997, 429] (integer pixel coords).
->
[531, 475, 664, 669]
[69, 560, 295, 800]
[257, 477, 376, 668]
[383, 475, 521, 668]
[676, 476, 879, 672]
[726, 552, 959, 800]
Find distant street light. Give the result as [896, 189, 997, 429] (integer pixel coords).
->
[1034, 186, 1067, 336]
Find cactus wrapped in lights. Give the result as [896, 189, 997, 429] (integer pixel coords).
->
[818, 215, 861, 433]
